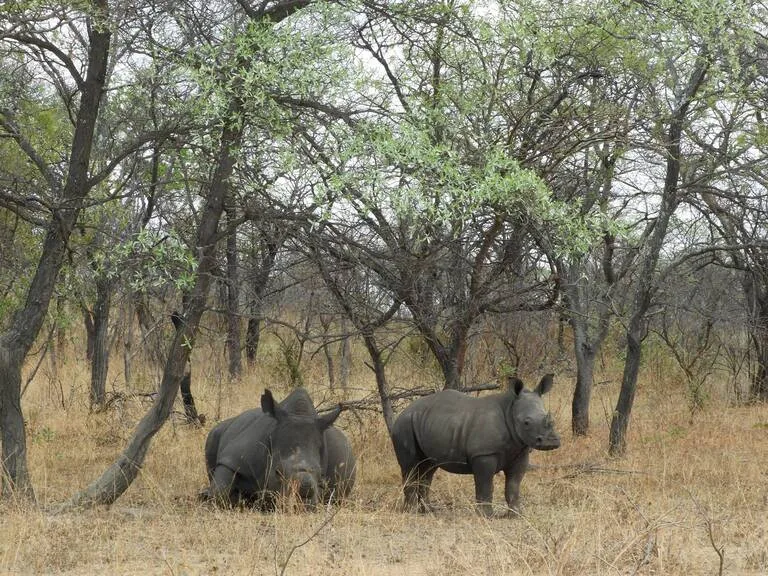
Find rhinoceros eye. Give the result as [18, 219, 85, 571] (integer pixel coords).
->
[524, 417, 531, 427]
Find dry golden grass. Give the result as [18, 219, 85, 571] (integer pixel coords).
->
[3, 344, 768, 575]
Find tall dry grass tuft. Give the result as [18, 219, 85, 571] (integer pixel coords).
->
[2, 342, 767, 575]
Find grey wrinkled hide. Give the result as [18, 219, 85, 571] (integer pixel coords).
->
[390, 374, 560, 516]
[204, 388, 352, 508]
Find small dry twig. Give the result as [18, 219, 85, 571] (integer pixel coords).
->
[275, 507, 339, 576]
[317, 382, 500, 414]
[688, 490, 726, 576]
[630, 531, 656, 576]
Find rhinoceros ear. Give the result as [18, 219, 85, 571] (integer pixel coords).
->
[261, 389, 277, 416]
[535, 374, 554, 396]
[317, 405, 341, 430]
[508, 376, 524, 396]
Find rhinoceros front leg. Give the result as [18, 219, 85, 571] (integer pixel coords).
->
[471, 455, 497, 517]
[504, 451, 529, 516]
[210, 465, 237, 508]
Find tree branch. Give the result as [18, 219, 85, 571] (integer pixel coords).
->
[0, 109, 61, 192]
[6, 33, 85, 88]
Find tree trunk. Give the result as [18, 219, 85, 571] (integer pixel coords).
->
[135, 297, 167, 370]
[743, 275, 768, 402]
[608, 317, 644, 455]
[246, 315, 261, 363]
[179, 371, 202, 425]
[749, 320, 768, 401]
[90, 277, 112, 409]
[416, 315, 471, 390]
[0, 346, 33, 499]
[339, 330, 351, 390]
[324, 345, 336, 389]
[571, 330, 596, 436]
[362, 334, 394, 433]
[431, 337, 465, 390]
[123, 300, 134, 388]
[64, 98, 244, 508]
[608, 54, 708, 457]
[0, 10, 111, 500]
[83, 307, 95, 363]
[225, 216, 242, 379]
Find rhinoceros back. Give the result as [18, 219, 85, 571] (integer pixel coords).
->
[392, 390, 515, 473]
[215, 409, 275, 487]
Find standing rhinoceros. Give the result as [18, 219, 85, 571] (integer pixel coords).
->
[204, 387, 355, 508]
[390, 374, 560, 516]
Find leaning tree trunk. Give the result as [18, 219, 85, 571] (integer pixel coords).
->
[64, 100, 243, 508]
[609, 311, 646, 455]
[608, 181, 675, 456]
[609, 55, 708, 456]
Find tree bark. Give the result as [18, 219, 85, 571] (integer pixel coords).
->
[434, 338, 467, 390]
[179, 372, 202, 425]
[0, 8, 111, 500]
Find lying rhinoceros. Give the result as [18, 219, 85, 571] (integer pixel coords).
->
[390, 374, 560, 516]
[204, 387, 355, 508]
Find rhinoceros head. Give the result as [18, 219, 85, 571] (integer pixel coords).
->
[508, 374, 560, 451]
[261, 389, 341, 505]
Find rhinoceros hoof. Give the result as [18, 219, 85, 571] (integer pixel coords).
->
[197, 487, 212, 501]
[503, 505, 524, 518]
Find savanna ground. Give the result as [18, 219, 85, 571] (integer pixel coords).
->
[2, 334, 768, 576]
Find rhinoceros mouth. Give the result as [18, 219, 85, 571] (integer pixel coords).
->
[535, 437, 561, 451]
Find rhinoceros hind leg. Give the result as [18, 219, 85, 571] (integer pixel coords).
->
[402, 461, 436, 513]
